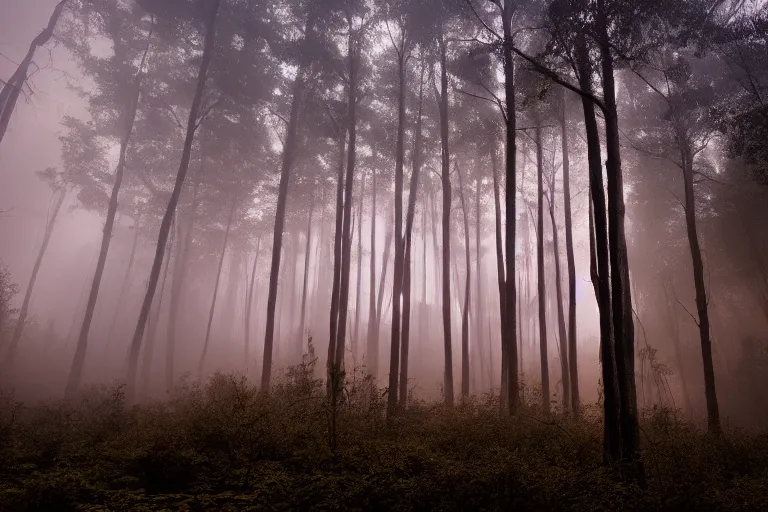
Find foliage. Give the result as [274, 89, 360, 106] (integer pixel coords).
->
[1, 367, 767, 511]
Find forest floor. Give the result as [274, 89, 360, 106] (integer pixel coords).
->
[1, 360, 767, 511]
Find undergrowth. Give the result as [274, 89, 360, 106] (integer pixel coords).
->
[0, 355, 766, 511]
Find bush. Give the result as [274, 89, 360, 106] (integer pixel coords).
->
[0, 366, 767, 511]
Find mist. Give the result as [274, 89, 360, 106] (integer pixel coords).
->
[0, 0, 766, 508]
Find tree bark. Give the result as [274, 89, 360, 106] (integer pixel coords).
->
[399, 64, 424, 409]
[501, 1, 519, 415]
[333, 25, 360, 377]
[244, 237, 262, 362]
[367, 162, 378, 377]
[66, 27, 153, 397]
[328, 133, 346, 388]
[457, 163, 472, 400]
[0, 0, 69, 147]
[141, 220, 174, 392]
[535, 126, 550, 414]
[596, 0, 642, 478]
[263, 10, 317, 390]
[4, 188, 66, 367]
[388, 45, 408, 416]
[298, 196, 315, 356]
[436, 33, 454, 407]
[106, 217, 141, 345]
[166, 161, 203, 390]
[577, 31, 620, 462]
[491, 143, 507, 406]
[561, 92, 579, 415]
[548, 157, 571, 411]
[123, 0, 221, 396]
[681, 142, 720, 432]
[198, 200, 236, 377]
[353, 177, 364, 364]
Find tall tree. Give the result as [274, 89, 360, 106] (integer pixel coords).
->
[66, 8, 155, 396]
[124, 0, 223, 395]
[0, 0, 70, 147]
[3, 170, 67, 368]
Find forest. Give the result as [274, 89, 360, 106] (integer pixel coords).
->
[0, 0, 767, 509]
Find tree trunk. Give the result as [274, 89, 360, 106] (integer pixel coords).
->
[298, 196, 315, 356]
[367, 163, 378, 376]
[106, 217, 141, 345]
[596, 0, 642, 479]
[165, 161, 203, 390]
[501, 2, 519, 415]
[491, 143, 508, 406]
[333, 26, 360, 376]
[475, 171, 485, 392]
[576, 29, 620, 463]
[66, 27, 153, 396]
[457, 163, 472, 400]
[124, 0, 221, 396]
[374, 208, 394, 372]
[353, 178, 364, 364]
[436, 34, 454, 407]
[244, 237, 262, 361]
[561, 92, 579, 415]
[388, 48, 407, 416]
[289, 229, 301, 360]
[198, 200, 236, 377]
[399, 64, 425, 409]
[535, 126, 550, 414]
[328, 132, 346, 388]
[262, 10, 317, 390]
[548, 162, 571, 411]
[4, 188, 66, 367]
[0, 0, 69, 147]
[141, 220, 174, 392]
[681, 144, 720, 432]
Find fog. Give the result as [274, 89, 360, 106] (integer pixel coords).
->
[0, 0, 766, 439]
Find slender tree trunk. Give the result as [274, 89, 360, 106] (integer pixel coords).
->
[328, 133, 346, 387]
[124, 0, 221, 396]
[375, 209, 394, 369]
[681, 143, 720, 432]
[577, 30, 620, 463]
[548, 165, 571, 411]
[436, 34, 454, 407]
[3, 188, 66, 367]
[491, 144, 507, 406]
[106, 217, 141, 344]
[198, 200, 236, 376]
[353, 177, 364, 364]
[388, 48, 407, 416]
[298, 197, 315, 355]
[597, 0, 641, 477]
[367, 163, 378, 376]
[263, 11, 317, 390]
[141, 221, 174, 392]
[66, 29, 153, 396]
[501, 3, 519, 415]
[334, 27, 360, 374]
[289, 229, 301, 360]
[0, 0, 69, 147]
[399, 64, 424, 409]
[166, 162, 202, 390]
[457, 163, 471, 400]
[535, 127, 550, 414]
[561, 92, 579, 415]
[245, 237, 262, 361]
[475, 173, 485, 391]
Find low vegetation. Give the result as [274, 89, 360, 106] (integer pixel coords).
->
[1, 355, 767, 512]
